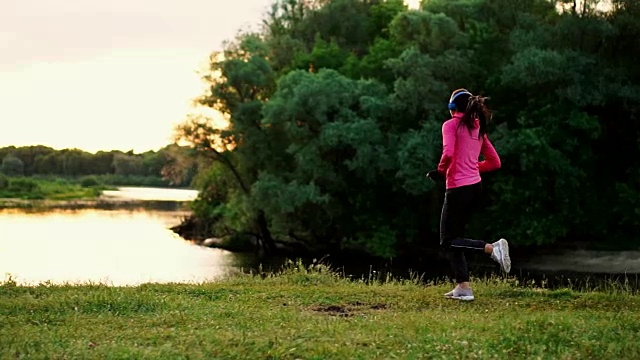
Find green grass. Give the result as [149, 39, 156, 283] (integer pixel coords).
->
[0, 177, 111, 201]
[0, 174, 185, 203]
[1, 262, 639, 359]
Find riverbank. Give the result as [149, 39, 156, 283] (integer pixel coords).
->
[0, 176, 108, 201]
[0, 176, 197, 204]
[1, 262, 638, 359]
[174, 220, 640, 279]
[0, 184, 198, 210]
[0, 197, 192, 211]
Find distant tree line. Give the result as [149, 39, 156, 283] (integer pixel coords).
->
[0, 144, 199, 187]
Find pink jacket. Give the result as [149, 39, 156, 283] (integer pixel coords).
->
[437, 113, 501, 189]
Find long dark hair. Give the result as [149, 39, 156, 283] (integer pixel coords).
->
[450, 89, 492, 137]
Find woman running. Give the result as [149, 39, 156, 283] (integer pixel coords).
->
[428, 88, 511, 301]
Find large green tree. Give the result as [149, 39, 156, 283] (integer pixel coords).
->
[177, 0, 640, 257]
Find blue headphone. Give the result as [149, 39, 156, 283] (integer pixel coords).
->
[448, 91, 471, 111]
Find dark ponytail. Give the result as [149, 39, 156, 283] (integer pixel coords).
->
[461, 95, 491, 137]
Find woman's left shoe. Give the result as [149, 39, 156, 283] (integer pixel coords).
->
[491, 238, 511, 273]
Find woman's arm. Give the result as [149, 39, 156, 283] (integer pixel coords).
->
[478, 134, 501, 172]
[437, 120, 456, 174]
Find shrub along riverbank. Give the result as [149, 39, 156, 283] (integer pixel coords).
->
[1, 262, 638, 359]
[0, 174, 183, 200]
[0, 176, 195, 210]
[0, 176, 110, 201]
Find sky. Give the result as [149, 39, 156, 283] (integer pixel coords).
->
[0, 0, 421, 153]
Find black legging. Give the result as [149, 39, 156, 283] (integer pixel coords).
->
[439, 181, 487, 283]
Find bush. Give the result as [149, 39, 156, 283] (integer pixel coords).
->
[8, 178, 40, 193]
[80, 176, 100, 188]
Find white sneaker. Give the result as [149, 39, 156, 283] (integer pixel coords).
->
[445, 287, 474, 301]
[491, 238, 511, 273]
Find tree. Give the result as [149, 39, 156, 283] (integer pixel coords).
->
[91, 151, 114, 175]
[256, 69, 396, 253]
[177, 34, 279, 253]
[62, 149, 93, 176]
[175, 0, 640, 257]
[112, 153, 145, 176]
[11, 146, 55, 175]
[1, 154, 24, 176]
[159, 145, 198, 186]
[34, 153, 59, 175]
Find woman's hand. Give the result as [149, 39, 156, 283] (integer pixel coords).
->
[426, 170, 444, 182]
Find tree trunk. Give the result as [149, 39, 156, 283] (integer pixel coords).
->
[205, 148, 276, 254]
[257, 210, 277, 254]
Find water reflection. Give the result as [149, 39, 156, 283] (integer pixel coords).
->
[101, 187, 199, 201]
[0, 208, 238, 286]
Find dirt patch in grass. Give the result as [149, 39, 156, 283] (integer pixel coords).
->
[311, 302, 389, 317]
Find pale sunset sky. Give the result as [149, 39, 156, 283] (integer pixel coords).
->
[1, 0, 421, 153]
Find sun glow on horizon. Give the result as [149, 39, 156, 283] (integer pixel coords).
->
[0, 49, 214, 154]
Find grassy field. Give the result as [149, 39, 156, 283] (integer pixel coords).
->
[0, 176, 108, 200]
[1, 262, 639, 359]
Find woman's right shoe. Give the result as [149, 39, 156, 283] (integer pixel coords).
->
[444, 287, 474, 301]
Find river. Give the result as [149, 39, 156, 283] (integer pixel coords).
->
[0, 187, 259, 286]
[1, 187, 639, 288]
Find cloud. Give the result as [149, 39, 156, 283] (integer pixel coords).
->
[0, 0, 274, 67]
